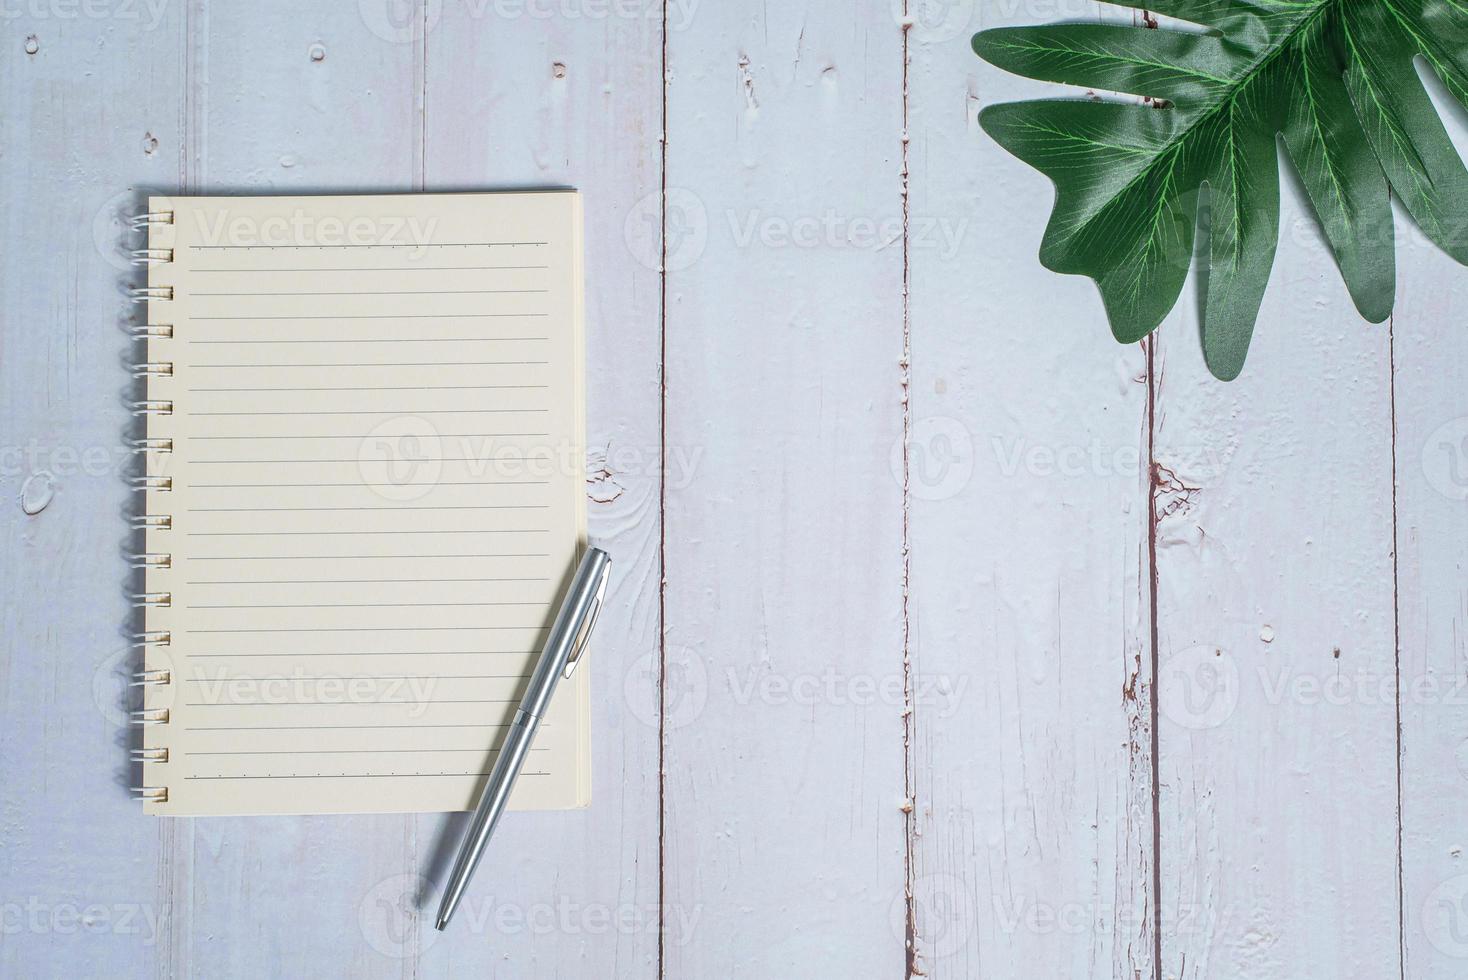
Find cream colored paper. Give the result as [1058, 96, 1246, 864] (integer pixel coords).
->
[140, 192, 588, 816]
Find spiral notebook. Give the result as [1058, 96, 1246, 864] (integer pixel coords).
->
[132, 191, 590, 816]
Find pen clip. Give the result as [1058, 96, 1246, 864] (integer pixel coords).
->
[563, 559, 610, 681]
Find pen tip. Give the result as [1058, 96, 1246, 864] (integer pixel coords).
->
[434, 916, 448, 932]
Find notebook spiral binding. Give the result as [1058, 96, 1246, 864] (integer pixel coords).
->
[129, 208, 175, 806]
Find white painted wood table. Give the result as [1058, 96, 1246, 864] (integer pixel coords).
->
[3, 2, 1466, 977]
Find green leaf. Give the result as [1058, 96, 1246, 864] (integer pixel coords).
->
[973, 0, 1468, 380]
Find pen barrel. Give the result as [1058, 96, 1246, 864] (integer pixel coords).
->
[436, 547, 609, 929]
[437, 716, 539, 923]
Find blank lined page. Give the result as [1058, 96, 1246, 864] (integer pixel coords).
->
[141, 192, 588, 816]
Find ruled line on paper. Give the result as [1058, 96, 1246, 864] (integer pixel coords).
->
[185, 748, 552, 755]
[192, 313, 550, 320]
[188, 362, 550, 369]
[187, 434, 550, 441]
[192, 265, 549, 273]
[183, 699, 518, 707]
[187, 601, 545, 610]
[185, 577, 550, 585]
[186, 554, 550, 560]
[188, 481, 550, 488]
[190, 289, 549, 297]
[184, 674, 526, 682]
[186, 241, 549, 249]
[186, 385, 548, 394]
[185, 530, 552, 538]
[190, 409, 551, 418]
[186, 505, 550, 512]
[184, 626, 551, 633]
[187, 651, 537, 658]
[184, 723, 531, 731]
[187, 337, 552, 344]
[182, 772, 553, 779]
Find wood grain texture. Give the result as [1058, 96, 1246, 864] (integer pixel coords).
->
[2, 2, 1467, 978]
[905, 7, 1155, 977]
[1152, 177, 1400, 978]
[1395, 78, 1468, 978]
[1396, 215, 1468, 980]
[0, 8, 183, 978]
[660, 4, 908, 975]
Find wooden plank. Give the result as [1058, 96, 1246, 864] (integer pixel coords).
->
[1152, 170, 1400, 975]
[0, 7, 183, 978]
[905, 8, 1156, 977]
[661, 4, 909, 975]
[1395, 78, 1468, 979]
[415, 6, 664, 977]
[160, 5, 425, 977]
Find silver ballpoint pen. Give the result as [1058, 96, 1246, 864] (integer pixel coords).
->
[434, 546, 611, 931]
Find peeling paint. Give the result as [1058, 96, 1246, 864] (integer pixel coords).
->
[19, 472, 54, 515]
[586, 447, 625, 504]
